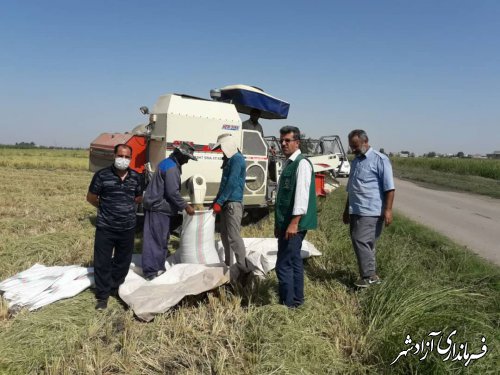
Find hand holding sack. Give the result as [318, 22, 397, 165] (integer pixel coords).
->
[212, 203, 222, 214]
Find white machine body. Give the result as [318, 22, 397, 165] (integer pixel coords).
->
[148, 94, 269, 207]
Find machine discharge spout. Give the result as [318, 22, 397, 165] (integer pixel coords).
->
[187, 174, 207, 205]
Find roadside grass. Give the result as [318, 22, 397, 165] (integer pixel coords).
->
[0, 149, 499, 374]
[393, 165, 500, 199]
[316, 194, 500, 374]
[391, 157, 500, 199]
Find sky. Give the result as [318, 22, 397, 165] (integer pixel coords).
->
[1, 0, 499, 155]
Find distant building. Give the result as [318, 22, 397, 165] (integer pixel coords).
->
[486, 151, 500, 159]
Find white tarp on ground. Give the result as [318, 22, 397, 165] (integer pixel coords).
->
[122, 238, 321, 321]
[0, 264, 94, 311]
[0, 238, 321, 320]
[119, 261, 229, 321]
[218, 238, 322, 277]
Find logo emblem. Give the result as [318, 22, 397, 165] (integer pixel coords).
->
[222, 124, 239, 131]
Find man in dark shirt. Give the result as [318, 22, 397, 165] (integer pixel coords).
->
[242, 109, 264, 137]
[87, 144, 143, 310]
[141, 142, 197, 280]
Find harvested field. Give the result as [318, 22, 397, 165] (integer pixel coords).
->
[0, 149, 498, 374]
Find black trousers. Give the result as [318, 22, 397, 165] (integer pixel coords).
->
[93, 227, 135, 300]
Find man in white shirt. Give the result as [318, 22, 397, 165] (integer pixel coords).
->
[274, 126, 317, 308]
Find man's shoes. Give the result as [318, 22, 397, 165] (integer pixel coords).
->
[354, 275, 382, 288]
[229, 265, 241, 287]
[95, 299, 108, 311]
[145, 270, 165, 281]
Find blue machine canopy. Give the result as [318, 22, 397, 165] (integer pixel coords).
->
[219, 85, 290, 120]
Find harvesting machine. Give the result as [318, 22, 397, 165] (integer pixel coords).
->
[89, 85, 347, 217]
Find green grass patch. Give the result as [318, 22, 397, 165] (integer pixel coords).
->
[0, 148, 89, 170]
[391, 157, 500, 180]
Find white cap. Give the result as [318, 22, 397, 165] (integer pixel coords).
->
[211, 133, 238, 158]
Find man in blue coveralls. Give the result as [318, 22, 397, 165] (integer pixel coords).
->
[342, 129, 395, 288]
[141, 142, 197, 280]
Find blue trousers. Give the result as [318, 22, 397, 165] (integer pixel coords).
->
[93, 227, 135, 300]
[276, 230, 307, 307]
[142, 210, 170, 278]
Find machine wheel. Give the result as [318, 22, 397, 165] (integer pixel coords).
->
[242, 207, 270, 226]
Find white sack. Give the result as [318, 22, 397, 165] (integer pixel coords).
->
[0, 264, 94, 310]
[1, 264, 72, 295]
[28, 268, 94, 311]
[177, 211, 220, 264]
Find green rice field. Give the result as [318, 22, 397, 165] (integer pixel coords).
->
[391, 156, 500, 198]
[391, 156, 500, 180]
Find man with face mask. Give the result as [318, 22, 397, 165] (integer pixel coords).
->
[87, 144, 143, 310]
[210, 134, 248, 284]
[141, 142, 197, 281]
[343, 129, 395, 288]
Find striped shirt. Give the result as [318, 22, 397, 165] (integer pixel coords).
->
[88, 165, 143, 231]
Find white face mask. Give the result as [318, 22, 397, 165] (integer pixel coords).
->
[114, 157, 130, 170]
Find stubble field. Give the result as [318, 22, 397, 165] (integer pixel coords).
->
[0, 148, 499, 374]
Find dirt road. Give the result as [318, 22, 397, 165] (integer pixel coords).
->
[393, 178, 500, 266]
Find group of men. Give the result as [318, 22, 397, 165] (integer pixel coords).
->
[87, 113, 395, 311]
[86, 132, 250, 310]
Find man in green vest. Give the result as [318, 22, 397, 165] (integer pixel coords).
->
[274, 126, 317, 308]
